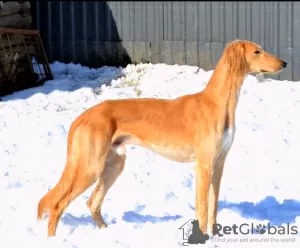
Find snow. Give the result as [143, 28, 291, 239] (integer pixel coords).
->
[1, 61, 300, 248]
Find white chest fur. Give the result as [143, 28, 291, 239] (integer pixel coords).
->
[221, 128, 235, 153]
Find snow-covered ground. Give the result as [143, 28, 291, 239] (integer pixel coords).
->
[1, 61, 300, 248]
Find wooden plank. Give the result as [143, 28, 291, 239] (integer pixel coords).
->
[0, 13, 21, 27]
[20, 9, 30, 17]
[19, 1, 30, 12]
[0, 13, 32, 28]
[0, 1, 20, 17]
[0, 1, 30, 17]
[0, 27, 39, 35]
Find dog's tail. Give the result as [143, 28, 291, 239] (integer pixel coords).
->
[37, 123, 81, 220]
[37, 167, 74, 220]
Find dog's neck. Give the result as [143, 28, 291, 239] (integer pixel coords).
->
[201, 56, 249, 128]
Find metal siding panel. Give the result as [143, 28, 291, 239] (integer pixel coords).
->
[33, 1, 300, 81]
[173, 2, 182, 41]
[105, 2, 111, 41]
[180, 2, 186, 41]
[93, 2, 99, 41]
[194, 2, 200, 42]
[267, 2, 273, 47]
[150, 2, 164, 63]
[258, 2, 264, 46]
[119, 2, 130, 41]
[224, 2, 234, 43]
[263, 2, 269, 46]
[128, 2, 134, 41]
[279, 2, 292, 81]
[279, 2, 288, 48]
[134, 2, 142, 41]
[143, 3, 149, 54]
[82, 2, 87, 64]
[219, 2, 225, 43]
[268, 2, 274, 48]
[46, 2, 52, 61]
[59, 2, 64, 61]
[73, 2, 82, 42]
[293, 3, 300, 46]
[237, 2, 247, 40]
[185, 2, 194, 41]
[84, 3, 94, 41]
[98, 3, 108, 41]
[34, 2, 40, 30]
[70, 2, 76, 62]
[273, 2, 279, 49]
[171, 2, 181, 41]
[107, 1, 121, 41]
[292, 3, 300, 81]
[206, 2, 212, 42]
[117, 2, 124, 40]
[211, 2, 220, 42]
[163, 2, 170, 41]
[153, 2, 163, 41]
[35, 1, 48, 53]
[232, 2, 239, 40]
[246, 2, 252, 42]
[198, 2, 208, 42]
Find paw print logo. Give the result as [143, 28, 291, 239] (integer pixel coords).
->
[255, 224, 266, 234]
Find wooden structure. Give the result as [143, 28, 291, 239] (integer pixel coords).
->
[0, 1, 53, 97]
[0, 27, 53, 97]
[0, 1, 32, 28]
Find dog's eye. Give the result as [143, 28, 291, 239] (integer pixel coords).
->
[254, 50, 261, 54]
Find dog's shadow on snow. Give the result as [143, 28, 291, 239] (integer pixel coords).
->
[217, 196, 300, 226]
[121, 196, 300, 226]
[61, 212, 117, 232]
[61, 213, 97, 228]
[61, 196, 300, 229]
[122, 211, 182, 224]
[61, 204, 182, 229]
[61, 211, 182, 228]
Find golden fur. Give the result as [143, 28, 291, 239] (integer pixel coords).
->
[37, 40, 287, 237]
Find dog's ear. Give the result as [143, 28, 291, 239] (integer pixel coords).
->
[224, 41, 249, 73]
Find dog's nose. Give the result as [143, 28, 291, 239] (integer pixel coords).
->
[281, 61, 287, 68]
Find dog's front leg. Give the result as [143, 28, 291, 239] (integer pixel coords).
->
[195, 148, 216, 235]
[207, 151, 227, 236]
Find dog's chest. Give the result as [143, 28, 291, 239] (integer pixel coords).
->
[221, 128, 235, 153]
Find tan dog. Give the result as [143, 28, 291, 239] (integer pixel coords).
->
[37, 40, 287, 237]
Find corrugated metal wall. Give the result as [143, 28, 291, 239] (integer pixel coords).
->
[31, 1, 300, 81]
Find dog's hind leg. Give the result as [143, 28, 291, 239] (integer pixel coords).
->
[47, 176, 96, 237]
[47, 147, 111, 237]
[44, 122, 113, 237]
[86, 147, 126, 228]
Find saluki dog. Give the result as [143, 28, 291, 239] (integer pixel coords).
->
[37, 40, 287, 237]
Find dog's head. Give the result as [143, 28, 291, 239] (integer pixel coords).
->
[224, 40, 287, 75]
